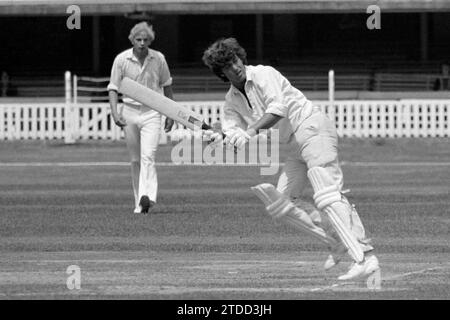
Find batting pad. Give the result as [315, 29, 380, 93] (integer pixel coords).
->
[308, 167, 365, 263]
[251, 183, 338, 246]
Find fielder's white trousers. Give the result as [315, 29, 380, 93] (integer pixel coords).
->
[277, 107, 373, 252]
[121, 104, 161, 207]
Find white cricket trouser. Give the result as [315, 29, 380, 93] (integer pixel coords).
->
[121, 103, 161, 207]
[277, 107, 373, 252]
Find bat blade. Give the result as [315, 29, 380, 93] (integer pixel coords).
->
[119, 77, 211, 130]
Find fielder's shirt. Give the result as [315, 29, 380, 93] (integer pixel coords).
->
[223, 65, 314, 143]
[107, 48, 172, 109]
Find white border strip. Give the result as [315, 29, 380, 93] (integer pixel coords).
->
[1, 161, 450, 167]
[309, 265, 450, 293]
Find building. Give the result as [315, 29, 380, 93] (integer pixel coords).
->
[1, 0, 449, 95]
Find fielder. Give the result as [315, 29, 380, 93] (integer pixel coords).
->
[108, 22, 174, 214]
[202, 38, 379, 280]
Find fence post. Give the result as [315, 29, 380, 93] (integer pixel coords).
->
[355, 102, 361, 137]
[328, 69, 336, 125]
[429, 102, 436, 137]
[72, 74, 79, 141]
[438, 102, 445, 137]
[64, 71, 75, 144]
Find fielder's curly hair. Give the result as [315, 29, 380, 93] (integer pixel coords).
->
[202, 38, 248, 82]
[128, 22, 155, 43]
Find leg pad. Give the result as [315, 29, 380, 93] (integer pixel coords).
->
[251, 183, 338, 246]
[308, 167, 365, 262]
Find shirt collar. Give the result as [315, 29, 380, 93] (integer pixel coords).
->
[231, 65, 253, 94]
[126, 48, 154, 62]
[245, 65, 254, 82]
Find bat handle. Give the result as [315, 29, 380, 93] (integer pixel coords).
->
[200, 122, 212, 130]
[201, 122, 226, 139]
[201, 122, 237, 153]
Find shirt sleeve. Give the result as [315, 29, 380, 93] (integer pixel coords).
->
[255, 67, 288, 118]
[222, 101, 248, 135]
[107, 55, 123, 92]
[159, 54, 173, 87]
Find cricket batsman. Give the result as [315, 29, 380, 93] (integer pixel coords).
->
[201, 38, 379, 280]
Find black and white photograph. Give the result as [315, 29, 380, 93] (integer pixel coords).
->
[0, 0, 449, 305]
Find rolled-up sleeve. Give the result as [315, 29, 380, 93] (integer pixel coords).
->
[159, 54, 173, 87]
[107, 56, 122, 92]
[257, 67, 288, 118]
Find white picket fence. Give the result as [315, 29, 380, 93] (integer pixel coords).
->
[0, 100, 449, 141]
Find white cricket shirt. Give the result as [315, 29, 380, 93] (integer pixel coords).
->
[107, 48, 172, 107]
[223, 65, 314, 143]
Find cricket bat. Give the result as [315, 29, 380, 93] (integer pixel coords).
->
[119, 77, 216, 132]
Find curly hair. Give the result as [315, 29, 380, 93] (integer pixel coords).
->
[128, 22, 155, 43]
[202, 38, 248, 82]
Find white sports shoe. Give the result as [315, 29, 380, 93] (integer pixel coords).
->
[338, 255, 380, 281]
[133, 206, 141, 214]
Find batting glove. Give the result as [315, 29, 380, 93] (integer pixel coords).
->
[224, 128, 256, 150]
[202, 129, 222, 141]
[202, 129, 223, 148]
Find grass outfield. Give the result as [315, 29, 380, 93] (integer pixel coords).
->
[0, 138, 449, 299]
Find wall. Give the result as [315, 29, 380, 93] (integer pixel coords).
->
[1, 13, 449, 78]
